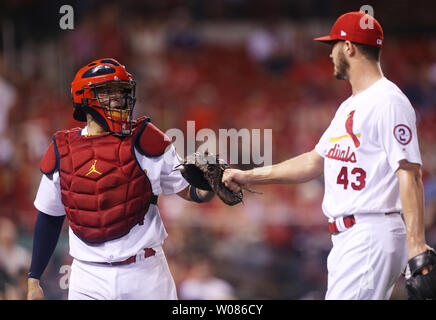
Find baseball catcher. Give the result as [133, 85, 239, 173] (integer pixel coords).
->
[27, 58, 217, 300]
[405, 248, 436, 300]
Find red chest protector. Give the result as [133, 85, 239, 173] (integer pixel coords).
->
[40, 116, 171, 243]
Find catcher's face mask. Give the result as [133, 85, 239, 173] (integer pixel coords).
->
[76, 80, 136, 136]
[93, 82, 136, 135]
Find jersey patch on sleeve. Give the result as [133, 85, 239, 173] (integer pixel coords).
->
[393, 124, 412, 145]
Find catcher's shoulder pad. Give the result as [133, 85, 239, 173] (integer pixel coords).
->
[40, 135, 60, 175]
[134, 117, 172, 157]
[40, 128, 81, 175]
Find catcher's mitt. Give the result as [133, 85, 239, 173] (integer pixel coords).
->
[177, 152, 243, 206]
[404, 248, 436, 300]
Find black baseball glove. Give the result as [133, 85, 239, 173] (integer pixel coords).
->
[176, 152, 243, 206]
[404, 248, 436, 300]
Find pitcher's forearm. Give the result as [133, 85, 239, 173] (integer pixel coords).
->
[397, 166, 426, 258]
[247, 150, 324, 185]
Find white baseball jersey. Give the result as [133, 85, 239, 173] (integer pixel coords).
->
[34, 126, 189, 263]
[315, 77, 422, 220]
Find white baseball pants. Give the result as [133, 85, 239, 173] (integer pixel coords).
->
[68, 246, 177, 300]
[325, 212, 408, 300]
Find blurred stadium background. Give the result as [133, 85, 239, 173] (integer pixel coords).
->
[0, 0, 435, 300]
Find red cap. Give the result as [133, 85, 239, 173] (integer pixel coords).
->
[314, 11, 383, 48]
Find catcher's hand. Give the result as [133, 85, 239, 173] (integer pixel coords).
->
[177, 152, 244, 206]
[404, 248, 436, 300]
[27, 278, 44, 300]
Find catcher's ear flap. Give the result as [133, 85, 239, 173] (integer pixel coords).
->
[40, 135, 60, 175]
[134, 118, 172, 157]
[73, 103, 87, 122]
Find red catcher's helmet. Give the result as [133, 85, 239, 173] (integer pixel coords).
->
[71, 58, 136, 136]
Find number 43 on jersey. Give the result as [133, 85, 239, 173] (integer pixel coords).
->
[337, 166, 366, 190]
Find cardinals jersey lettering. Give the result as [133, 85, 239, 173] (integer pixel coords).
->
[315, 77, 422, 219]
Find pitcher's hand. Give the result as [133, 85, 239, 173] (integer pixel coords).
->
[222, 169, 250, 193]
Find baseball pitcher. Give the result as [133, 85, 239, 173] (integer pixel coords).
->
[223, 12, 436, 300]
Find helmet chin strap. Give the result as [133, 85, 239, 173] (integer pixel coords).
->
[82, 105, 135, 137]
[82, 106, 111, 133]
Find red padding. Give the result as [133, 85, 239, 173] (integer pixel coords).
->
[138, 122, 171, 156]
[40, 139, 58, 174]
